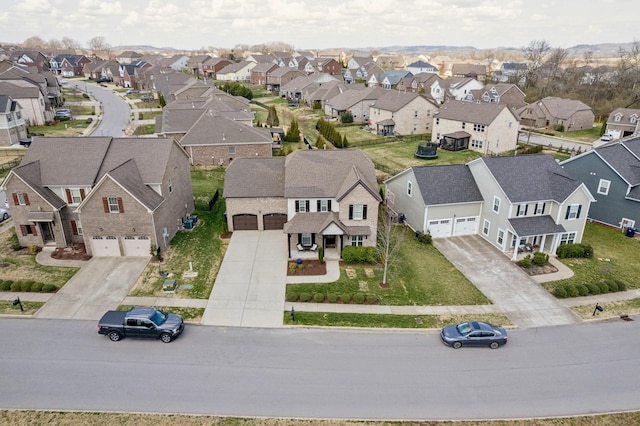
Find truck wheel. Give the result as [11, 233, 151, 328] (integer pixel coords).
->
[160, 333, 172, 343]
[108, 331, 122, 342]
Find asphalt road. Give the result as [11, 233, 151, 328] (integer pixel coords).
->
[0, 317, 638, 421]
[70, 81, 130, 137]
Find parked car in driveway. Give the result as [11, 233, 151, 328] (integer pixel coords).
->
[600, 134, 614, 142]
[140, 94, 154, 102]
[95, 77, 112, 83]
[126, 89, 139, 95]
[441, 321, 508, 349]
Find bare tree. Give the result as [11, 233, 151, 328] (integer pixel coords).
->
[88, 36, 111, 58]
[47, 38, 62, 50]
[522, 40, 551, 89]
[377, 207, 405, 286]
[61, 37, 81, 50]
[21, 36, 46, 49]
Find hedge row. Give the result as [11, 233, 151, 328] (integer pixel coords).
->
[553, 279, 627, 298]
[0, 280, 58, 293]
[341, 246, 377, 264]
[556, 243, 594, 259]
[286, 292, 379, 304]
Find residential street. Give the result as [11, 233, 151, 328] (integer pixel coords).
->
[0, 317, 638, 420]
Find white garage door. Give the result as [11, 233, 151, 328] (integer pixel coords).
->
[453, 216, 479, 236]
[123, 236, 151, 257]
[427, 219, 452, 238]
[91, 236, 121, 256]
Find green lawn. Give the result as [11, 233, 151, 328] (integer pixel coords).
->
[361, 141, 483, 176]
[69, 105, 96, 116]
[283, 312, 511, 328]
[543, 222, 640, 293]
[129, 167, 227, 299]
[287, 227, 489, 306]
[133, 124, 155, 135]
[28, 119, 91, 137]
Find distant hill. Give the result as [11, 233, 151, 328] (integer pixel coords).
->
[112, 45, 193, 54]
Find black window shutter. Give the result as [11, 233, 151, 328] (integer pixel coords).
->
[295, 200, 299, 212]
[305, 200, 309, 212]
[328, 200, 332, 211]
[565, 206, 570, 220]
[517, 205, 521, 215]
[541, 203, 545, 214]
[297, 234, 301, 244]
[317, 200, 321, 211]
[524, 205, 528, 215]
[576, 205, 581, 219]
[349, 205, 353, 220]
[363, 205, 367, 220]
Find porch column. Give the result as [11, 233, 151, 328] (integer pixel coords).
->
[539, 235, 547, 254]
[511, 243, 518, 261]
[287, 234, 291, 259]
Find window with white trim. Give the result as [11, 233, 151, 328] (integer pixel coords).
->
[168, 178, 173, 193]
[386, 189, 395, 204]
[319, 199, 329, 212]
[70, 189, 82, 204]
[535, 202, 545, 215]
[351, 235, 364, 246]
[301, 233, 312, 246]
[559, 232, 576, 245]
[108, 197, 119, 213]
[473, 124, 485, 132]
[497, 229, 504, 246]
[492, 196, 500, 213]
[471, 139, 483, 148]
[352, 204, 364, 220]
[16, 192, 27, 205]
[597, 179, 610, 195]
[407, 181, 412, 196]
[482, 219, 490, 236]
[566, 204, 581, 220]
[516, 203, 527, 217]
[228, 146, 236, 154]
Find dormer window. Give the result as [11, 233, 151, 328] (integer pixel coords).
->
[631, 114, 638, 124]
[614, 113, 622, 122]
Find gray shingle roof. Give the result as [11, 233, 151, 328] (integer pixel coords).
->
[370, 90, 420, 112]
[326, 86, 386, 111]
[104, 158, 164, 210]
[412, 164, 483, 205]
[180, 113, 272, 146]
[509, 215, 566, 237]
[595, 142, 640, 186]
[435, 99, 509, 124]
[284, 150, 379, 200]
[224, 157, 285, 197]
[540, 97, 593, 120]
[480, 154, 581, 203]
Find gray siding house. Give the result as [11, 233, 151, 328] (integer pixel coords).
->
[385, 155, 594, 259]
[561, 136, 640, 231]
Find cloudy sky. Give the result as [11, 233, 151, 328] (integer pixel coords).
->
[0, 0, 636, 51]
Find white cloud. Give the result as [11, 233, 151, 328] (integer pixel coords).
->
[0, 0, 636, 50]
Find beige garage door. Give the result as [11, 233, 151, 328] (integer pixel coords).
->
[263, 213, 287, 230]
[123, 236, 151, 256]
[233, 214, 258, 230]
[91, 236, 121, 256]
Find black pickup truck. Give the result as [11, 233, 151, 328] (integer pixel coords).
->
[97, 307, 184, 343]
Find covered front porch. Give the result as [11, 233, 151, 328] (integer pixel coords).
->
[506, 216, 566, 261]
[283, 212, 346, 260]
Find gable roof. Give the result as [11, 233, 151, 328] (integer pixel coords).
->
[325, 86, 386, 111]
[412, 164, 483, 205]
[539, 97, 593, 119]
[100, 158, 164, 210]
[479, 154, 582, 203]
[284, 150, 380, 200]
[370, 90, 425, 112]
[180, 112, 272, 146]
[436, 99, 511, 124]
[224, 157, 286, 197]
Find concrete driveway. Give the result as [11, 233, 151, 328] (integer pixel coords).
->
[34, 257, 149, 320]
[433, 235, 580, 328]
[202, 230, 288, 327]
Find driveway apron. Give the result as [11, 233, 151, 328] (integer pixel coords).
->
[202, 230, 288, 327]
[433, 235, 580, 328]
[34, 257, 150, 320]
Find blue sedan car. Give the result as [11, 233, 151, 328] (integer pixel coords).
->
[441, 321, 508, 349]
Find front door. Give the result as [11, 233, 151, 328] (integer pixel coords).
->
[325, 235, 336, 248]
[40, 222, 54, 243]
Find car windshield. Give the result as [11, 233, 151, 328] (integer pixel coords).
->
[150, 310, 167, 326]
[456, 322, 473, 336]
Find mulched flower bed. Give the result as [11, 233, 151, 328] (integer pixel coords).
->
[51, 243, 92, 261]
[520, 263, 558, 276]
[288, 259, 327, 276]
